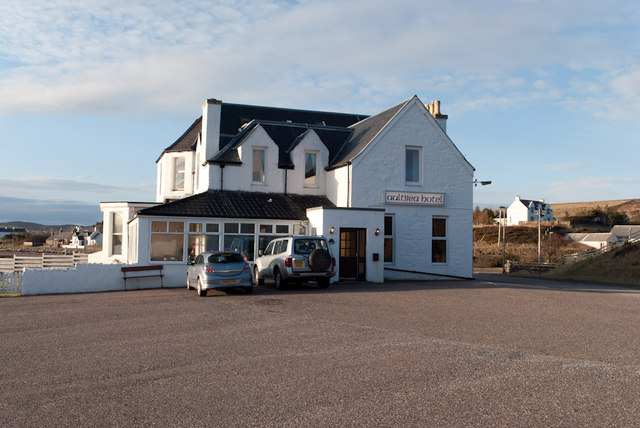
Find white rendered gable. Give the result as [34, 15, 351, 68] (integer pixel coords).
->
[287, 129, 329, 196]
[221, 125, 283, 192]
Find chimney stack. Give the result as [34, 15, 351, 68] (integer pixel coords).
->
[425, 100, 448, 133]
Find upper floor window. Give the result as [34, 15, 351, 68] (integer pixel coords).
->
[253, 148, 265, 183]
[173, 157, 185, 191]
[405, 147, 421, 184]
[304, 151, 318, 186]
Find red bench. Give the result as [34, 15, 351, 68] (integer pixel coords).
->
[121, 265, 164, 289]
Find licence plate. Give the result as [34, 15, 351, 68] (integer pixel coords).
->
[294, 260, 304, 268]
[220, 279, 239, 284]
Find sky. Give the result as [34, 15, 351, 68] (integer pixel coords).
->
[0, 0, 639, 225]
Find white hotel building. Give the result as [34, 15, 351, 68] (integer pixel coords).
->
[95, 95, 475, 282]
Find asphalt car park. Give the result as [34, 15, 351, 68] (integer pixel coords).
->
[3, 276, 640, 426]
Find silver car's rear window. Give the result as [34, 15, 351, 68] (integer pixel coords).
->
[207, 253, 245, 264]
[293, 239, 328, 254]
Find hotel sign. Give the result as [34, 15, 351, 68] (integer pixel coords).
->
[385, 191, 445, 206]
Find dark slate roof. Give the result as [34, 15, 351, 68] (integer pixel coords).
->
[211, 120, 353, 169]
[328, 98, 411, 169]
[157, 116, 201, 162]
[137, 190, 335, 220]
[520, 199, 552, 210]
[217, 103, 366, 150]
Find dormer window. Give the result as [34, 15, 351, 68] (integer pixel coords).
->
[252, 148, 265, 183]
[304, 151, 318, 186]
[173, 157, 185, 191]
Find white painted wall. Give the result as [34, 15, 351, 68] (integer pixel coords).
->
[222, 126, 284, 193]
[287, 130, 329, 196]
[349, 99, 474, 279]
[95, 202, 159, 264]
[307, 207, 385, 283]
[156, 151, 196, 202]
[326, 165, 350, 207]
[21, 263, 189, 295]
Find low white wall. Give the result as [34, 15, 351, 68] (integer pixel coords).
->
[22, 263, 188, 296]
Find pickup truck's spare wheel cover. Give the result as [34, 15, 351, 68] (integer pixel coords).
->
[309, 249, 331, 272]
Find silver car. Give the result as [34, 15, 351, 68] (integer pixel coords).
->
[187, 251, 253, 296]
[253, 236, 335, 289]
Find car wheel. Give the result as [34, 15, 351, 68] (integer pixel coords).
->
[318, 277, 330, 289]
[244, 285, 253, 294]
[197, 279, 207, 297]
[186, 274, 192, 290]
[274, 268, 287, 290]
[253, 266, 264, 286]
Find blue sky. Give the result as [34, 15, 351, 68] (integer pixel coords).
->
[0, 0, 639, 225]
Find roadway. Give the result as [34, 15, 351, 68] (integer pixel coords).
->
[2, 275, 640, 426]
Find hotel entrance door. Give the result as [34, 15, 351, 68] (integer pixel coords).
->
[339, 228, 366, 281]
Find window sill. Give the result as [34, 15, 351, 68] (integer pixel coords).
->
[251, 182, 267, 186]
[404, 182, 422, 187]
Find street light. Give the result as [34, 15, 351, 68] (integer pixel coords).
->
[500, 206, 506, 273]
[473, 180, 492, 187]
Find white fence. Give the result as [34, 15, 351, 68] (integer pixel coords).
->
[562, 236, 640, 263]
[0, 253, 88, 273]
[0, 271, 22, 295]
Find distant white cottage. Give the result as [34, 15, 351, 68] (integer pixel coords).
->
[93, 95, 475, 282]
[565, 233, 618, 249]
[506, 195, 555, 226]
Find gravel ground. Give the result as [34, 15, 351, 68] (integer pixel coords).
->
[2, 277, 640, 426]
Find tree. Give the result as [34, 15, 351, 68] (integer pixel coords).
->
[541, 232, 565, 263]
[473, 207, 495, 225]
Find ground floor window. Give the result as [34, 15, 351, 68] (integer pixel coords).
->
[148, 219, 292, 263]
[187, 222, 219, 262]
[151, 221, 185, 262]
[111, 212, 123, 256]
[384, 215, 394, 263]
[432, 217, 447, 263]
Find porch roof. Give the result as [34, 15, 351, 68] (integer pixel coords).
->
[137, 190, 335, 220]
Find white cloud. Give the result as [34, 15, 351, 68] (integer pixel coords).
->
[0, 0, 638, 117]
[0, 178, 155, 205]
[545, 162, 583, 171]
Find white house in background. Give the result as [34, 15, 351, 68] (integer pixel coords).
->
[66, 226, 103, 249]
[506, 195, 555, 226]
[93, 96, 475, 282]
[565, 232, 618, 249]
[610, 225, 640, 243]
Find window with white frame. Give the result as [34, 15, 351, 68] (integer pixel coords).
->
[111, 212, 123, 256]
[405, 146, 421, 184]
[224, 223, 255, 261]
[187, 222, 219, 261]
[151, 220, 185, 262]
[384, 214, 394, 263]
[304, 151, 318, 186]
[173, 157, 185, 191]
[252, 148, 265, 183]
[431, 217, 447, 263]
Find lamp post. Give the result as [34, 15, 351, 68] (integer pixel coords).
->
[537, 199, 546, 263]
[500, 206, 506, 273]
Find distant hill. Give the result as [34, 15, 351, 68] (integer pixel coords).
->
[0, 221, 81, 232]
[551, 199, 640, 221]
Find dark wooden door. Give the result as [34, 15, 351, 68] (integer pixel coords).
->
[339, 228, 366, 281]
